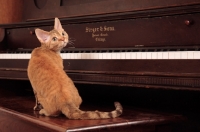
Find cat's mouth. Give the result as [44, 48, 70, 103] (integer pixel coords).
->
[59, 41, 68, 49]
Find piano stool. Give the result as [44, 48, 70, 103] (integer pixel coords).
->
[0, 79, 199, 132]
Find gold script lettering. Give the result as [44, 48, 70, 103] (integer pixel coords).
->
[104, 26, 115, 31]
[85, 26, 115, 42]
[86, 27, 99, 33]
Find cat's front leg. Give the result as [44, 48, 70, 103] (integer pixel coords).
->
[39, 109, 60, 117]
[34, 102, 43, 111]
[33, 90, 43, 111]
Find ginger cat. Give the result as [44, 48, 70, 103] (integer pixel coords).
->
[27, 18, 123, 119]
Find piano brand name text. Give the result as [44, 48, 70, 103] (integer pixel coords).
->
[85, 26, 115, 42]
[85, 26, 115, 33]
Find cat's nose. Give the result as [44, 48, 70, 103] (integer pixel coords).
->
[58, 37, 65, 41]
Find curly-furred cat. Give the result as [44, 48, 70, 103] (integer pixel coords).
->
[27, 18, 123, 119]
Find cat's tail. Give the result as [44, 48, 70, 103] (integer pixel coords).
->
[62, 102, 123, 119]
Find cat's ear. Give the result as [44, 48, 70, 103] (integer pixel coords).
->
[35, 29, 50, 44]
[54, 17, 63, 30]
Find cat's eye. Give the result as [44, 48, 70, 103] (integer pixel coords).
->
[52, 37, 57, 41]
[62, 32, 65, 36]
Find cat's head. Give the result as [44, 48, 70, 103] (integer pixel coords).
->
[35, 18, 68, 52]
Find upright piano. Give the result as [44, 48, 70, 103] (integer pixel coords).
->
[0, 0, 200, 131]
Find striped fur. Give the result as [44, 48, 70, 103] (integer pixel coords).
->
[27, 18, 123, 119]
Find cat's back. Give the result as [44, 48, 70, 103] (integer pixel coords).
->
[28, 47, 63, 78]
[29, 47, 52, 68]
[30, 47, 51, 60]
[30, 47, 62, 65]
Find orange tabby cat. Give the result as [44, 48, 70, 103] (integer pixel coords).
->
[27, 18, 123, 119]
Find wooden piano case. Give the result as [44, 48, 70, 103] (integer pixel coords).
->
[1, 0, 200, 131]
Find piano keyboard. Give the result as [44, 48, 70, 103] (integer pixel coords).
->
[0, 51, 200, 59]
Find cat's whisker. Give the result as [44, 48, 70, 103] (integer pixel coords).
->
[68, 43, 74, 47]
[67, 41, 75, 46]
[69, 38, 76, 42]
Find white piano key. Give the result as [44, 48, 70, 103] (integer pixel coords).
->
[62, 53, 66, 59]
[22, 54, 28, 59]
[88, 53, 93, 59]
[93, 53, 97, 59]
[75, 53, 79, 59]
[141, 52, 147, 59]
[9, 54, 13, 59]
[136, 52, 142, 59]
[62, 53, 67, 59]
[180, 51, 187, 59]
[0, 54, 3, 59]
[74, 53, 79, 59]
[78, 53, 83, 59]
[13, 54, 20, 59]
[76, 53, 81, 59]
[28, 54, 31, 59]
[69, 53, 74, 59]
[87, 53, 92, 59]
[125, 52, 132, 59]
[120, 52, 126, 59]
[8, 54, 12, 59]
[168, 52, 175, 59]
[146, 52, 152, 59]
[193, 52, 200, 59]
[174, 52, 181, 59]
[162, 52, 168, 59]
[131, 52, 137, 59]
[72, 53, 77, 59]
[187, 51, 194, 59]
[61, 53, 65, 59]
[102, 53, 107, 59]
[6, 54, 11, 59]
[106, 53, 112, 59]
[82, 53, 88, 59]
[92, 53, 98, 59]
[151, 52, 157, 59]
[98, 53, 103, 59]
[111, 53, 117, 59]
[157, 52, 162, 59]
[67, 53, 71, 59]
[17, 54, 23, 59]
[20, 54, 25, 59]
[0, 54, 6, 59]
[11, 54, 17, 59]
[23, 54, 28, 59]
[116, 53, 121, 59]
